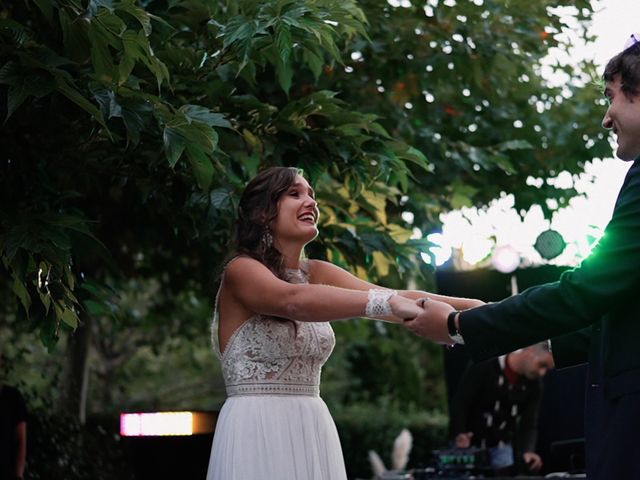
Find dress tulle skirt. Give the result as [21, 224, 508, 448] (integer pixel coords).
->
[206, 395, 347, 480]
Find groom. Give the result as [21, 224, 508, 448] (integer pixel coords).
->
[405, 35, 640, 480]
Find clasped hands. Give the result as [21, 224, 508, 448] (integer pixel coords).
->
[389, 295, 456, 344]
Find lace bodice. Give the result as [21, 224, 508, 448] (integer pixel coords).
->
[212, 264, 335, 397]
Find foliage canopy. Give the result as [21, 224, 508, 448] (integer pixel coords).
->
[1, 0, 611, 417]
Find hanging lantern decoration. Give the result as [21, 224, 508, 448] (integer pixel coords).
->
[534, 229, 566, 260]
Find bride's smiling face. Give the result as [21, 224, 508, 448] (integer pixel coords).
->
[272, 175, 319, 246]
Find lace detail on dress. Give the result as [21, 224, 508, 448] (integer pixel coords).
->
[211, 262, 335, 397]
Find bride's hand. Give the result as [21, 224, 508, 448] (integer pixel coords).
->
[389, 295, 423, 322]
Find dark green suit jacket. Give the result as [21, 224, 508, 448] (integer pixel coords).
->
[460, 158, 640, 400]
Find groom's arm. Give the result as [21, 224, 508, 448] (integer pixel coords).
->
[550, 327, 591, 369]
[459, 165, 640, 361]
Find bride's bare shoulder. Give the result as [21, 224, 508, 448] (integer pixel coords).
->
[224, 256, 280, 294]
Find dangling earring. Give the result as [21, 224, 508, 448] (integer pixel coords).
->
[261, 227, 273, 249]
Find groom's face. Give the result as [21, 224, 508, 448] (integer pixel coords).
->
[602, 75, 640, 161]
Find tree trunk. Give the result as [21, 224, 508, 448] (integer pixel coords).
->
[57, 310, 92, 423]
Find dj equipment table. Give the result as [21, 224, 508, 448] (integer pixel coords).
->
[380, 473, 586, 480]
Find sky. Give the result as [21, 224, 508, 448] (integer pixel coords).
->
[427, 0, 640, 269]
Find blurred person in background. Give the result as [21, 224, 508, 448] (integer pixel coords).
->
[450, 343, 554, 475]
[0, 354, 27, 480]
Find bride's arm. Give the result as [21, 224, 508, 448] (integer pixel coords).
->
[309, 260, 485, 310]
[225, 257, 421, 323]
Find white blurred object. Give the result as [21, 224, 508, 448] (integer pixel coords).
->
[491, 245, 520, 273]
[369, 429, 414, 479]
[510, 274, 519, 296]
[391, 428, 413, 470]
[368, 450, 386, 478]
[381, 472, 412, 479]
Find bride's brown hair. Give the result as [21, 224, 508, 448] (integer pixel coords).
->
[235, 166, 304, 280]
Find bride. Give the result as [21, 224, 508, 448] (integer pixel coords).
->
[207, 166, 482, 479]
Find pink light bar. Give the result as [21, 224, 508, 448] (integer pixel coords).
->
[120, 411, 217, 437]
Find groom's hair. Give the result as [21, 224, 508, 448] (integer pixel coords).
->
[533, 341, 550, 353]
[604, 41, 640, 98]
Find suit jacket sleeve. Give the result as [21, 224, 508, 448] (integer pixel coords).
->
[551, 327, 591, 369]
[459, 160, 640, 362]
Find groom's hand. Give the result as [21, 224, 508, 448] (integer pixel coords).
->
[403, 298, 454, 344]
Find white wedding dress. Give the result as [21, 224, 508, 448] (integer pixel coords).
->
[206, 265, 348, 480]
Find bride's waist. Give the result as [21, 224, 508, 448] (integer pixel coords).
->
[225, 382, 320, 397]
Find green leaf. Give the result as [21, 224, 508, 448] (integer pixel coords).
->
[12, 276, 31, 312]
[276, 56, 293, 94]
[366, 122, 391, 139]
[281, 4, 312, 25]
[118, 53, 135, 84]
[318, 27, 342, 63]
[222, 16, 255, 49]
[93, 9, 126, 37]
[87, 27, 116, 81]
[121, 29, 149, 60]
[302, 47, 324, 80]
[186, 146, 214, 190]
[296, 16, 323, 42]
[55, 77, 109, 131]
[6, 84, 28, 122]
[84, 299, 111, 316]
[180, 105, 232, 128]
[275, 24, 292, 63]
[61, 307, 79, 328]
[119, 0, 153, 35]
[210, 188, 233, 209]
[59, 10, 90, 62]
[88, 0, 115, 14]
[491, 154, 517, 175]
[121, 100, 153, 146]
[92, 88, 122, 119]
[450, 183, 479, 209]
[163, 125, 186, 167]
[119, 29, 169, 86]
[64, 266, 75, 292]
[106, 92, 122, 118]
[396, 145, 431, 171]
[163, 116, 216, 165]
[38, 290, 51, 315]
[148, 56, 170, 90]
